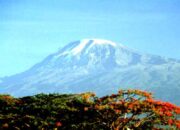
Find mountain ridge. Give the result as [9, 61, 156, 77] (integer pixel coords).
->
[0, 39, 180, 104]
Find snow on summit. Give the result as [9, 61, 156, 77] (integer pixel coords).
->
[86, 39, 117, 46]
[71, 39, 117, 55]
[56, 39, 119, 57]
[71, 39, 90, 55]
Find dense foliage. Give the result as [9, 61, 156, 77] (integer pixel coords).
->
[0, 90, 180, 130]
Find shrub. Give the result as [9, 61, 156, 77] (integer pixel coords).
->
[0, 90, 179, 130]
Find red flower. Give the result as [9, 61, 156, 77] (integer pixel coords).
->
[115, 109, 121, 113]
[176, 122, 180, 129]
[165, 112, 173, 117]
[175, 120, 180, 129]
[168, 119, 173, 125]
[175, 108, 180, 114]
[56, 122, 62, 127]
[128, 104, 134, 109]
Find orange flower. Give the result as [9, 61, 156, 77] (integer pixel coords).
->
[2, 123, 9, 128]
[176, 122, 180, 129]
[175, 108, 180, 114]
[168, 119, 173, 125]
[128, 104, 134, 109]
[56, 122, 62, 127]
[165, 112, 172, 117]
[84, 107, 88, 111]
[115, 109, 121, 113]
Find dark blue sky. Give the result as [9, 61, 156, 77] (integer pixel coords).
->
[0, 0, 180, 77]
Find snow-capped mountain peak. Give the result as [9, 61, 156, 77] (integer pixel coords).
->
[71, 39, 118, 55]
[51, 39, 139, 68]
[0, 39, 180, 105]
[58, 39, 118, 55]
[83, 39, 117, 46]
[55, 38, 128, 58]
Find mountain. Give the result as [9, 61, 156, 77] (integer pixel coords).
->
[0, 39, 180, 104]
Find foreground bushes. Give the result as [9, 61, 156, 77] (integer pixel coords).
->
[0, 90, 180, 130]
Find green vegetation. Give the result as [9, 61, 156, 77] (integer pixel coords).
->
[0, 90, 180, 130]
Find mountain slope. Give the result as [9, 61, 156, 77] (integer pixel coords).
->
[0, 39, 180, 104]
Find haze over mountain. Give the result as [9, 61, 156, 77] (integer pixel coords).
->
[0, 39, 180, 104]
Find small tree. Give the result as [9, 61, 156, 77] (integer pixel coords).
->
[83, 90, 180, 130]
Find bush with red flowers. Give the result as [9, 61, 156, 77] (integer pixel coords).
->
[0, 90, 179, 129]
